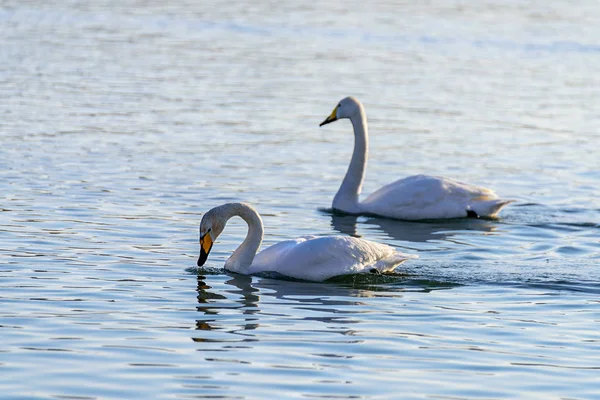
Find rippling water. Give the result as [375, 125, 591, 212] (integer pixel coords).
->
[1, 1, 599, 399]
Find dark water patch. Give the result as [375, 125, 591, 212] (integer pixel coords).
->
[320, 206, 503, 224]
[514, 281, 600, 295]
[191, 267, 461, 291]
[402, 259, 600, 293]
[510, 362, 600, 370]
[21, 347, 74, 352]
[554, 246, 589, 255]
[541, 222, 600, 231]
[188, 266, 226, 276]
[513, 203, 542, 207]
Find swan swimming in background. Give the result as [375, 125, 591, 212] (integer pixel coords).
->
[197, 202, 417, 282]
[320, 96, 512, 220]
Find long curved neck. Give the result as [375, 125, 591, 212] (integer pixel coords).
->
[333, 109, 368, 214]
[220, 203, 264, 274]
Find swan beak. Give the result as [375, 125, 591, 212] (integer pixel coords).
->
[198, 232, 213, 266]
[319, 107, 338, 126]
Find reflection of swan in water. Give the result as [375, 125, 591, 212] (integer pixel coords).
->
[194, 273, 260, 335]
[192, 271, 452, 339]
[195, 272, 368, 317]
[329, 212, 497, 243]
[193, 273, 391, 336]
[191, 272, 446, 332]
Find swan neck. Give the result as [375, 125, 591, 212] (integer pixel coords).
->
[333, 111, 368, 214]
[221, 203, 264, 274]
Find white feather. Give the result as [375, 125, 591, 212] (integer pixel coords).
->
[250, 235, 415, 281]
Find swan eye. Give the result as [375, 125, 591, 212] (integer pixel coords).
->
[337, 103, 341, 108]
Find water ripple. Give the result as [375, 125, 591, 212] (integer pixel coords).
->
[1, 0, 599, 399]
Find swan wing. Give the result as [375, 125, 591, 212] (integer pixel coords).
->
[249, 236, 415, 282]
[362, 174, 509, 220]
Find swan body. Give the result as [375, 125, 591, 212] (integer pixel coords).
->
[320, 97, 512, 220]
[197, 202, 416, 282]
[362, 174, 509, 220]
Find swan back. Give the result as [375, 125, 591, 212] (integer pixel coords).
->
[362, 174, 509, 220]
[249, 236, 414, 281]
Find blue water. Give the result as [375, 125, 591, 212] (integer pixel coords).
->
[1, 1, 599, 399]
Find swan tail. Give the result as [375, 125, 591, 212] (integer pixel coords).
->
[372, 252, 418, 273]
[470, 199, 513, 218]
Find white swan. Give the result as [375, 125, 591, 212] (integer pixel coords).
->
[320, 96, 512, 220]
[197, 202, 417, 282]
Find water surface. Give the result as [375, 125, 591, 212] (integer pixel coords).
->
[1, 1, 599, 399]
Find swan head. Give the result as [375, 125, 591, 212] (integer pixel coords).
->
[319, 96, 363, 126]
[197, 207, 227, 267]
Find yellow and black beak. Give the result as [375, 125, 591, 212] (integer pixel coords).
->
[319, 106, 338, 126]
[197, 232, 213, 266]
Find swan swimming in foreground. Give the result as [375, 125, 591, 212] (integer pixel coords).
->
[320, 96, 512, 220]
[197, 202, 417, 282]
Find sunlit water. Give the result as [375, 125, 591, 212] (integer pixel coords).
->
[1, 1, 599, 399]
